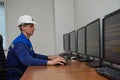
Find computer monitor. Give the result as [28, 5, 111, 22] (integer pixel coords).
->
[63, 33, 70, 52]
[59, 33, 70, 57]
[77, 27, 89, 61]
[69, 30, 78, 59]
[69, 30, 76, 53]
[77, 27, 86, 55]
[85, 18, 101, 67]
[103, 9, 120, 65]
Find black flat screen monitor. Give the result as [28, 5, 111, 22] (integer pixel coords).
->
[77, 27, 86, 55]
[86, 19, 101, 58]
[85, 19, 101, 67]
[70, 30, 76, 53]
[63, 33, 70, 52]
[103, 9, 120, 65]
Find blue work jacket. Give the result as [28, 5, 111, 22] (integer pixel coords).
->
[5, 33, 48, 80]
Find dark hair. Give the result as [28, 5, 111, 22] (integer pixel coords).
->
[18, 23, 32, 31]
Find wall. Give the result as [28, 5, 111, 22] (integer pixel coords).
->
[54, 0, 75, 54]
[75, 0, 120, 29]
[5, 0, 75, 55]
[4, 0, 120, 55]
[5, 0, 56, 55]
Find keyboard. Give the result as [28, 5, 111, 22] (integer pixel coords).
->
[63, 54, 74, 59]
[96, 66, 120, 80]
[85, 60, 101, 68]
[78, 57, 92, 62]
[59, 53, 75, 59]
[59, 53, 67, 57]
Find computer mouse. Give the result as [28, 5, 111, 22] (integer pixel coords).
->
[60, 61, 67, 65]
[70, 56, 77, 59]
[55, 61, 67, 66]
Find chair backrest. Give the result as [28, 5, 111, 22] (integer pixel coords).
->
[0, 35, 22, 80]
[0, 34, 6, 68]
[0, 34, 6, 80]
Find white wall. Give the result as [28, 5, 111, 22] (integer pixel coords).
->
[75, 0, 120, 29]
[54, 0, 75, 54]
[5, 0, 75, 55]
[5, 0, 120, 55]
[6, 0, 56, 55]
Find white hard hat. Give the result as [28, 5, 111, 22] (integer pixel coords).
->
[18, 15, 36, 26]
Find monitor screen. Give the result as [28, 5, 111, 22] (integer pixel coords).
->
[70, 30, 76, 52]
[103, 9, 120, 65]
[63, 33, 70, 52]
[86, 19, 101, 58]
[77, 27, 86, 55]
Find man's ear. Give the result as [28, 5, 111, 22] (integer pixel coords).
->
[20, 26, 25, 31]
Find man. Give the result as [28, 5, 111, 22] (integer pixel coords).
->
[5, 15, 66, 80]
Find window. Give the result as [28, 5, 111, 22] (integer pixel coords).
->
[0, 2, 6, 48]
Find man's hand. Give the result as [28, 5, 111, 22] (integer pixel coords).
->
[47, 57, 66, 66]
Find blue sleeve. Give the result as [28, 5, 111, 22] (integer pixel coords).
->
[14, 42, 48, 66]
[33, 53, 48, 59]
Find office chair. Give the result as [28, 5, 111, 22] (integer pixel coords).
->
[0, 34, 22, 80]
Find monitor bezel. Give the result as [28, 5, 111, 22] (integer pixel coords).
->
[77, 26, 86, 55]
[69, 30, 77, 53]
[103, 9, 120, 65]
[63, 33, 70, 52]
[86, 18, 101, 58]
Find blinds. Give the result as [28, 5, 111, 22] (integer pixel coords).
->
[0, 2, 6, 48]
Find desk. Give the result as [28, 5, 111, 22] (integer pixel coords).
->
[20, 60, 108, 80]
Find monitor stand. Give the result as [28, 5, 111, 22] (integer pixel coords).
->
[85, 59, 102, 68]
[78, 56, 92, 62]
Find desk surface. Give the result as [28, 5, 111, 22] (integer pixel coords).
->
[20, 60, 108, 80]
